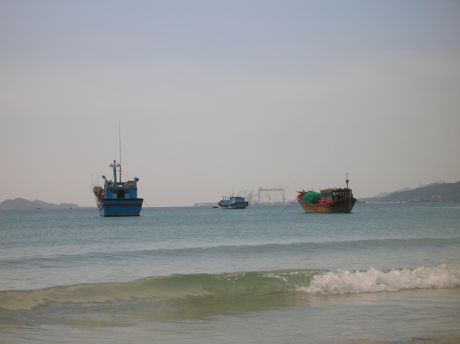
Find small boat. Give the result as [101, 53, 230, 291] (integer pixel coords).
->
[93, 160, 143, 217]
[297, 176, 357, 213]
[218, 195, 249, 209]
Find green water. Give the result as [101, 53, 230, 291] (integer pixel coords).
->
[1, 203, 459, 343]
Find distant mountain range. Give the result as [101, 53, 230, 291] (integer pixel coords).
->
[365, 181, 460, 203]
[0, 198, 80, 210]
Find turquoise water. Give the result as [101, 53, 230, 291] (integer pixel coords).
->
[1, 203, 460, 343]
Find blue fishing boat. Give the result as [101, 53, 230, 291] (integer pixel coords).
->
[93, 160, 143, 217]
[218, 195, 249, 209]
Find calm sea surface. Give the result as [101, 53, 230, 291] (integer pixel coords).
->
[1, 203, 460, 343]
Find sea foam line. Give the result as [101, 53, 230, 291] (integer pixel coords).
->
[301, 264, 460, 295]
[1, 265, 459, 311]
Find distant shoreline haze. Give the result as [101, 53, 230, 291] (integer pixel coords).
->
[1, 181, 460, 210]
[362, 181, 460, 203]
[0, 198, 80, 210]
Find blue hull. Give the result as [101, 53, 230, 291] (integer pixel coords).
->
[219, 202, 248, 209]
[98, 198, 143, 217]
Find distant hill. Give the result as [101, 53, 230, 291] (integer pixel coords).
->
[366, 181, 460, 203]
[0, 198, 80, 210]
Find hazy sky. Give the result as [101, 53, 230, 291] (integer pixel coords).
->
[1, 0, 459, 206]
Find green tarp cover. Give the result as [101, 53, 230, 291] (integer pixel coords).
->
[303, 191, 321, 204]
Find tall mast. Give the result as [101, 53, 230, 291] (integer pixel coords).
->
[346, 172, 349, 189]
[118, 121, 122, 182]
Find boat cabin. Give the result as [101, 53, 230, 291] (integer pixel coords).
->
[230, 196, 245, 203]
[103, 180, 139, 199]
[101, 160, 139, 199]
[319, 188, 352, 204]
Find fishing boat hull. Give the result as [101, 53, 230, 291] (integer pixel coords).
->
[218, 202, 249, 209]
[298, 197, 356, 213]
[97, 198, 143, 217]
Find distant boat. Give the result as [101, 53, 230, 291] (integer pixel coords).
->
[93, 160, 143, 217]
[218, 195, 249, 209]
[297, 176, 357, 213]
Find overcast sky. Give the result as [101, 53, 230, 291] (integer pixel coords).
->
[1, 0, 459, 206]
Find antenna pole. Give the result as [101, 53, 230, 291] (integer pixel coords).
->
[118, 121, 122, 182]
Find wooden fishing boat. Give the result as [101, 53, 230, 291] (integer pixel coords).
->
[297, 176, 356, 213]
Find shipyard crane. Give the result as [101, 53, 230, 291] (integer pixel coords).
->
[257, 187, 286, 203]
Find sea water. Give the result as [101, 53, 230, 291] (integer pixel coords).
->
[0, 203, 459, 343]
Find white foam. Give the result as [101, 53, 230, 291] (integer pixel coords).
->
[302, 265, 460, 295]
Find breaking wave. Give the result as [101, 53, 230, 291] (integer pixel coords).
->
[302, 264, 460, 295]
[1, 264, 459, 311]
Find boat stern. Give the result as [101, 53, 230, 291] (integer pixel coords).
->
[98, 198, 144, 217]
